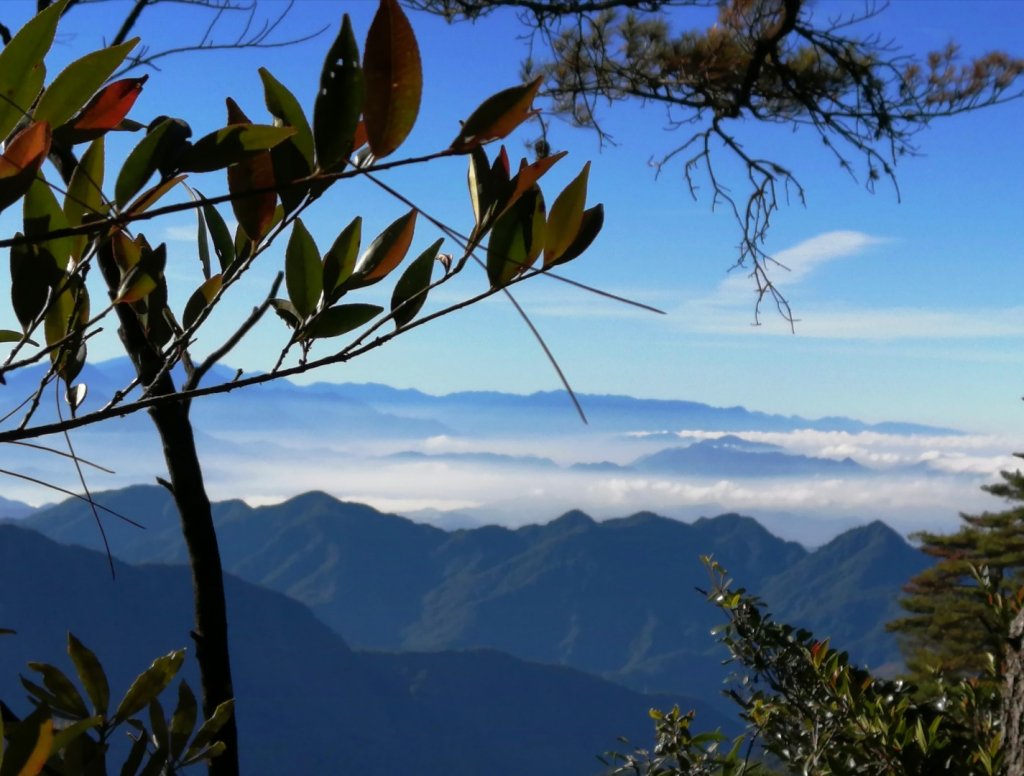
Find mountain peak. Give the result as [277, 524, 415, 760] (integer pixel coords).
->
[544, 510, 596, 533]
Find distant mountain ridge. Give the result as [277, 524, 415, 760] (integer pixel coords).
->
[2, 523, 737, 775]
[21, 486, 931, 713]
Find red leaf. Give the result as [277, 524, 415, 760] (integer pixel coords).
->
[71, 76, 147, 132]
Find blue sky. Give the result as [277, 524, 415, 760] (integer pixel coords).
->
[2, 0, 1023, 434]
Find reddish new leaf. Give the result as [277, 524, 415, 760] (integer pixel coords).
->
[363, 0, 421, 158]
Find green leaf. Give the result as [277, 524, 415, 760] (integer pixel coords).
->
[44, 275, 89, 384]
[10, 237, 56, 332]
[149, 698, 168, 752]
[346, 210, 416, 290]
[450, 76, 543, 153]
[0, 707, 53, 776]
[322, 216, 361, 303]
[169, 683, 198, 761]
[182, 274, 223, 332]
[119, 731, 148, 776]
[270, 137, 311, 216]
[544, 161, 590, 267]
[487, 191, 535, 288]
[391, 238, 442, 329]
[34, 38, 139, 129]
[183, 699, 233, 762]
[0, 0, 65, 141]
[115, 119, 175, 207]
[285, 219, 323, 319]
[549, 203, 603, 266]
[363, 0, 421, 158]
[50, 715, 101, 756]
[180, 124, 296, 173]
[260, 67, 313, 167]
[68, 633, 109, 717]
[24, 177, 73, 270]
[114, 649, 185, 723]
[198, 195, 235, 274]
[270, 298, 302, 330]
[313, 15, 364, 171]
[64, 137, 106, 264]
[302, 304, 382, 340]
[0, 330, 31, 344]
[27, 661, 89, 718]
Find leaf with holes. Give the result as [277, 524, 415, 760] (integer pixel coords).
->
[313, 16, 364, 171]
[260, 67, 313, 166]
[363, 0, 421, 158]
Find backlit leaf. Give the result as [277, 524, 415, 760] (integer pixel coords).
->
[450, 77, 542, 153]
[10, 238, 56, 332]
[285, 219, 323, 319]
[346, 210, 416, 289]
[322, 216, 361, 302]
[182, 274, 223, 332]
[363, 0, 421, 158]
[34, 38, 139, 129]
[549, 203, 603, 266]
[114, 650, 185, 723]
[124, 174, 186, 217]
[169, 683, 198, 761]
[259, 67, 313, 166]
[313, 15, 364, 172]
[44, 275, 88, 383]
[224, 103, 278, 244]
[180, 123, 296, 173]
[487, 188, 544, 288]
[507, 151, 567, 212]
[64, 138, 106, 263]
[183, 699, 233, 763]
[198, 195, 235, 274]
[0, 330, 29, 344]
[27, 661, 88, 718]
[391, 238, 442, 328]
[544, 162, 590, 267]
[302, 303, 382, 340]
[0, 0, 64, 141]
[115, 119, 175, 207]
[24, 178, 72, 270]
[60, 76, 147, 144]
[18, 714, 53, 776]
[0, 122, 51, 215]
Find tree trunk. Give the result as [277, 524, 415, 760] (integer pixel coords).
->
[1004, 608, 1024, 776]
[149, 400, 239, 776]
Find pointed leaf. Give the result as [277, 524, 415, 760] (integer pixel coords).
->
[550, 203, 603, 266]
[124, 174, 186, 217]
[114, 650, 185, 723]
[363, 0, 421, 158]
[64, 137, 106, 263]
[16, 714, 52, 776]
[451, 77, 542, 153]
[115, 119, 175, 207]
[544, 161, 590, 266]
[169, 682, 198, 761]
[10, 238, 57, 332]
[198, 196, 235, 273]
[119, 734, 148, 776]
[285, 219, 323, 318]
[487, 189, 544, 288]
[270, 298, 302, 330]
[0, 0, 64, 141]
[183, 699, 233, 763]
[24, 178, 72, 270]
[27, 661, 88, 718]
[228, 148, 276, 243]
[49, 715, 101, 757]
[34, 38, 140, 129]
[182, 274, 223, 332]
[302, 303, 382, 340]
[0, 122, 51, 216]
[180, 124, 296, 173]
[322, 216, 361, 302]
[346, 210, 416, 289]
[0, 330, 32, 344]
[391, 238, 441, 328]
[259, 68, 313, 167]
[59, 76, 147, 144]
[507, 151, 567, 212]
[313, 15, 364, 171]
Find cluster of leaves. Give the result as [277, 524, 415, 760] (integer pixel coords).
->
[0, 0, 603, 431]
[607, 558, 1005, 775]
[889, 463, 1024, 697]
[0, 632, 229, 776]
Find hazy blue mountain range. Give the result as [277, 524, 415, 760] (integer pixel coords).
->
[631, 439, 867, 477]
[0, 358, 958, 438]
[0, 524, 726, 776]
[20, 486, 931, 713]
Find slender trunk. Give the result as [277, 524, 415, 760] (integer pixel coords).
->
[1004, 608, 1024, 776]
[93, 238, 239, 775]
[149, 400, 239, 776]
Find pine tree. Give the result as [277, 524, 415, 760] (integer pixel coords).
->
[889, 459, 1024, 694]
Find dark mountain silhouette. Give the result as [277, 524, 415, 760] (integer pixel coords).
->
[21, 486, 926, 710]
[0, 524, 728, 775]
